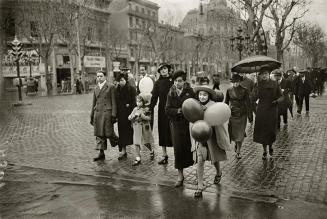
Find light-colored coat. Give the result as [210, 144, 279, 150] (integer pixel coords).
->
[191, 101, 231, 163]
[90, 81, 117, 137]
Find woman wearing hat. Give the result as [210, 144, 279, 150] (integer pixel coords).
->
[115, 73, 136, 160]
[192, 84, 231, 198]
[150, 63, 174, 165]
[225, 74, 253, 159]
[252, 67, 282, 159]
[165, 70, 195, 187]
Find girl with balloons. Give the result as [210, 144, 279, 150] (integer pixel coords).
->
[189, 85, 231, 198]
[225, 73, 253, 159]
[165, 70, 195, 187]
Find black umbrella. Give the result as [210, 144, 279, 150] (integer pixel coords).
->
[231, 55, 282, 73]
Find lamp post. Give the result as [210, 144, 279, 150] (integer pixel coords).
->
[8, 36, 24, 101]
[230, 27, 250, 61]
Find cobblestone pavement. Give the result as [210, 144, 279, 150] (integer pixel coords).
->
[1, 82, 327, 204]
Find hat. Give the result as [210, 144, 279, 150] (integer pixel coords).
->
[258, 65, 272, 75]
[299, 69, 308, 74]
[138, 93, 152, 106]
[172, 70, 186, 81]
[157, 63, 171, 73]
[194, 85, 217, 100]
[230, 73, 242, 82]
[271, 69, 282, 77]
[120, 66, 130, 71]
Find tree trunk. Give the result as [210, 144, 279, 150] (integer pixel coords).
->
[68, 51, 75, 94]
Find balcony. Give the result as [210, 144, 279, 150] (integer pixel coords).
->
[128, 8, 157, 21]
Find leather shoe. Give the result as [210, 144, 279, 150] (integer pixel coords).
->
[93, 154, 105, 161]
[118, 153, 127, 161]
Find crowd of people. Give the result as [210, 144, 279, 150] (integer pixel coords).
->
[89, 63, 326, 198]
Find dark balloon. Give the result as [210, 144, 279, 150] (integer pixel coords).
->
[215, 91, 224, 102]
[182, 98, 204, 123]
[191, 120, 212, 142]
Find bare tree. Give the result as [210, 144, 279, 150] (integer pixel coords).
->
[265, 0, 311, 61]
[293, 22, 326, 67]
[56, 0, 90, 93]
[229, 0, 274, 54]
[18, 1, 63, 95]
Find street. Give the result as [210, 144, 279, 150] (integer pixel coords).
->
[0, 81, 327, 218]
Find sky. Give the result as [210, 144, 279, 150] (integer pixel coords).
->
[151, 0, 327, 33]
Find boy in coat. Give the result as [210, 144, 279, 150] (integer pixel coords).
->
[90, 71, 118, 161]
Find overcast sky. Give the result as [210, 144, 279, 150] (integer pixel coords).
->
[151, 0, 327, 33]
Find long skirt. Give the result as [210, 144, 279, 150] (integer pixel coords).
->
[228, 114, 247, 142]
[170, 120, 193, 169]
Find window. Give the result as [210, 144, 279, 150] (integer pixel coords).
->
[152, 11, 156, 17]
[98, 28, 103, 42]
[142, 20, 146, 28]
[129, 16, 133, 27]
[5, 16, 15, 37]
[142, 8, 145, 14]
[30, 21, 39, 37]
[63, 55, 70, 65]
[87, 27, 92, 41]
[136, 6, 139, 12]
[136, 18, 139, 27]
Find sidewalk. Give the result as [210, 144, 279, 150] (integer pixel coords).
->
[0, 82, 327, 205]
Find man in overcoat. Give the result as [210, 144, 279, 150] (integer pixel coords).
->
[294, 70, 313, 114]
[90, 71, 118, 161]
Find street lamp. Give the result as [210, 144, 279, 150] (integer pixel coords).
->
[8, 36, 24, 101]
[230, 27, 250, 61]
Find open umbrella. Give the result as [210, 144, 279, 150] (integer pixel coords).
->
[231, 55, 282, 73]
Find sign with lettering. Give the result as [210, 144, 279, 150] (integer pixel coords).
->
[84, 56, 106, 68]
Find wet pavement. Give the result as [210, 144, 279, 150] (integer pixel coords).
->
[0, 81, 327, 217]
[1, 165, 327, 219]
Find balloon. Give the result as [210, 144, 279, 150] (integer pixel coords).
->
[215, 91, 224, 102]
[139, 77, 154, 94]
[204, 102, 231, 126]
[191, 120, 212, 142]
[182, 98, 204, 123]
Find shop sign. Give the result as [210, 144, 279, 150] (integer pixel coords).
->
[84, 56, 106, 68]
[2, 64, 46, 77]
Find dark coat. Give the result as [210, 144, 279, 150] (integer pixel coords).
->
[252, 80, 282, 145]
[150, 76, 173, 147]
[225, 85, 252, 142]
[294, 76, 313, 97]
[115, 83, 136, 149]
[165, 83, 195, 169]
[90, 81, 117, 138]
[277, 78, 292, 115]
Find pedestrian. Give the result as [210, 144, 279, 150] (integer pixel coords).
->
[128, 94, 155, 166]
[34, 78, 38, 94]
[115, 73, 137, 160]
[238, 72, 255, 114]
[150, 63, 173, 165]
[272, 69, 292, 128]
[192, 84, 231, 198]
[225, 73, 253, 159]
[252, 66, 282, 160]
[212, 72, 221, 90]
[90, 70, 119, 161]
[294, 70, 313, 115]
[165, 70, 195, 187]
[76, 78, 81, 94]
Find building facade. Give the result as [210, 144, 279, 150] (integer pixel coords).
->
[180, 0, 243, 78]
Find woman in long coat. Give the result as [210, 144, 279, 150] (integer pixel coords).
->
[150, 63, 173, 164]
[225, 73, 253, 159]
[165, 70, 195, 187]
[252, 67, 282, 159]
[115, 73, 136, 160]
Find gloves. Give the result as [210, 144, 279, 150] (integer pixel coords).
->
[111, 116, 117, 124]
[271, 100, 277, 105]
[90, 119, 94, 126]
